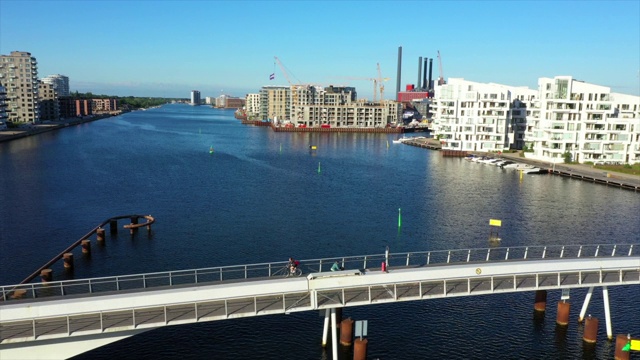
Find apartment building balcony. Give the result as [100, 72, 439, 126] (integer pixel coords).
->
[603, 144, 625, 152]
[581, 143, 601, 152]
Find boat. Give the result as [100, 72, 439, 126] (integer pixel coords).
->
[503, 163, 535, 170]
[392, 137, 410, 144]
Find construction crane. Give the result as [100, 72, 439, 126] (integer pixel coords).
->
[274, 56, 295, 85]
[437, 51, 445, 85]
[376, 63, 390, 101]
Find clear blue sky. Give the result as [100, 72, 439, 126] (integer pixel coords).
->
[1, 0, 638, 99]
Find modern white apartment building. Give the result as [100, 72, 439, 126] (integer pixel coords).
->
[205, 97, 214, 105]
[190, 90, 201, 105]
[260, 84, 401, 127]
[245, 93, 260, 117]
[431, 78, 537, 151]
[525, 76, 640, 165]
[41, 74, 69, 97]
[0, 51, 40, 123]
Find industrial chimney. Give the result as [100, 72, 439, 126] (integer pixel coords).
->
[428, 58, 433, 91]
[396, 46, 402, 101]
[417, 57, 422, 90]
[423, 58, 428, 91]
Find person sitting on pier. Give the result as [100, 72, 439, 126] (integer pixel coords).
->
[331, 261, 343, 271]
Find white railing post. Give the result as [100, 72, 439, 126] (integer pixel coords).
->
[467, 249, 471, 262]
[245, 265, 248, 279]
[595, 245, 600, 257]
[32, 319, 36, 340]
[427, 252, 430, 265]
[169, 272, 173, 286]
[116, 276, 120, 291]
[406, 253, 410, 266]
[195, 270, 198, 284]
[363, 256, 367, 269]
[486, 249, 491, 262]
[524, 247, 528, 259]
[505, 248, 509, 261]
[447, 251, 451, 264]
[578, 245, 582, 258]
[611, 245, 616, 257]
[629, 245, 634, 256]
[560, 246, 564, 258]
[67, 316, 70, 335]
[542, 246, 547, 259]
[143, 274, 147, 288]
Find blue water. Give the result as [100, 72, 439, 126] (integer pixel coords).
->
[0, 104, 638, 359]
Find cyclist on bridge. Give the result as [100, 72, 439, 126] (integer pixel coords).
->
[288, 257, 300, 275]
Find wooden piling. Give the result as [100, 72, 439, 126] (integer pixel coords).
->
[583, 316, 598, 343]
[556, 301, 570, 326]
[614, 334, 630, 360]
[534, 290, 547, 312]
[63, 253, 74, 270]
[40, 269, 53, 282]
[353, 338, 368, 360]
[340, 318, 354, 346]
[81, 239, 91, 254]
[96, 227, 105, 242]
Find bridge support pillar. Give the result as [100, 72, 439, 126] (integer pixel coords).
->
[578, 287, 594, 322]
[614, 334, 630, 360]
[556, 301, 570, 326]
[40, 269, 53, 282]
[63, 253, 74, 271]
[534, 290, 547, 312]
[331, 308, 338, 360]
[340, 318, 354, 346]
[353, 338, 368, 360]
[81, 239, 91, 254]
[322, 309, 330, 347]
[603, 286, 612, 340]
[96, 227, 105, 242]
[109, 220, 118, 234]
[583, 315, 599, 343]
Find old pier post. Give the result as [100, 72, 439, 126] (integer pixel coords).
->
[81, 239, 91, 254]
[556, 300, 570, 326]
[63, 253, 74, 271]
[583, 315, 599, 343]
[534, 290, 547, 312]
[340, 318, 354, 346]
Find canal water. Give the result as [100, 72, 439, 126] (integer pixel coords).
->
[0, 104, 638, 359]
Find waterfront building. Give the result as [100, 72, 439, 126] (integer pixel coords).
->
[205, 97, 213, 105]
[58, 97, 76, 119]
[525, 76, 640, 165]
[38, 81, 60, 121]
[431, 78, 537, 152]
[0, 84, 7, 128]
[41, 74, 69, 97]
[0, 51, 40, 123]
[190, 90, 201, 106]
[259, 85, 290, 122]
[215, 95, 245, 109]
[245, 93, 260, 119]
[92, 98, 118, 113]
[260, 84, 401, 128]
[75, 99, 92, 117]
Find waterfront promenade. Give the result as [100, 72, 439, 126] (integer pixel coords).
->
[0, 113, 116, 143]
[404, 137, 640, 191]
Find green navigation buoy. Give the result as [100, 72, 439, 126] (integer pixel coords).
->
[318, 162, 321, 174]
[398, 208, 402, 228]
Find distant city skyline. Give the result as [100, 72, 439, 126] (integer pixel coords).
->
[1, 0, 638, 99]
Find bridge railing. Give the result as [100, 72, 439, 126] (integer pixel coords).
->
[1, 243, 636, 302]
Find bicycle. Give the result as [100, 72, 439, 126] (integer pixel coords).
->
[282, 265, 302, 277]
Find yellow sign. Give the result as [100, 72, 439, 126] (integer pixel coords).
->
[489, 219, 502, 227]
[631, 339, 640, 351]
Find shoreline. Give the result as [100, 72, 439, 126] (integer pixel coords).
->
[0, 113, 115, 143]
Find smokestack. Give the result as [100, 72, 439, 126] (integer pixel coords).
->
[423, 58, 428, 91]
[396, 46, 402, 101]
[417, 57, 422, 90]
[428, 58, 433, 90]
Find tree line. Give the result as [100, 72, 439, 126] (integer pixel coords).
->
[72, 92, 185, 109]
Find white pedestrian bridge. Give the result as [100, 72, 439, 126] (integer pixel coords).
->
[1, 244, 638, 359]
